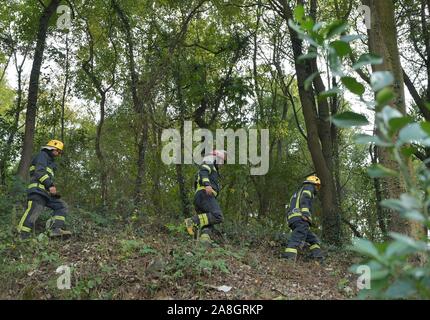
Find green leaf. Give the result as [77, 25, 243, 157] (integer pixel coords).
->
[87, 280, 95, 289]
[380, 196, 421, 213]
[340, 34, 366, 43]
[389, 232, 429, 251]
[354, 134, 377, 144]
[304, 71, 320, 91]
[326, 20, 348, 39]
[318, 87, 341, 100]
[330, 40, 352, 57]
[312, 22, 324, 32]
[341, 76, 365, 95]
[385, 241, 413, 259]
[376, 87, 395, 106]
[301, 17, 315, 32]
[370, 269, 390, 281]
[402, 210, 425, 222]
[385, 280, 417, 298]
[379, 106, 403, 126]
[332, 111, 369, 128]
[354, 134, 392, 147]
[328, 48, 342, 76]
[388, 116, 413, 132]
[371, 71, 394, 92]
[420, 121, 430, 135]
[367, 164, 398, 178]
[400, 145, 418, 158]
[350, 237, 380, 259]
[399, 193, 421, 210]
[288, 19, 305, 37]
[398, 123, 430, 146]
[380, 200, 405, 212]
[297, 52, 318, 63]
[352, 54, 383, 70]
[294, 5, 305, 23]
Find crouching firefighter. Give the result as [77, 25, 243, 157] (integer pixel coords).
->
[17, 140, 72, 239]
[281, 175, 324, 262]
[184, 150, 227, 244]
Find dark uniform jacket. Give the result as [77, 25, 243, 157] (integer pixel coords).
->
[27, 149, 57, 197]
[287, 183, 317, 223]
[194, 163, 220, 197]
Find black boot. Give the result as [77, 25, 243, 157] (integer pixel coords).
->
[280, 248, 297, 262]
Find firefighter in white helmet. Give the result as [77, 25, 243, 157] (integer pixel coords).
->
[184, 150, 227, 244]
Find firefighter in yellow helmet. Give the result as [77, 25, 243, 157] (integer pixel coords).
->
[17, 140, 71, 239]
[281, 175, 324, 262]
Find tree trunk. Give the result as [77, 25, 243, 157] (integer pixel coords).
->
[96, 93, 108, 209]
[60, 35, 70, 142]
[112, 0, 148, 210]
[0, 52, 25, 185]
[276, 0, 342, 244]
[16, 0, 60, 180]
[176, 163, 191, 217]
[366, 0, 424, 239]
[370, 144, 387, 238]
[134, 115, 148, 208]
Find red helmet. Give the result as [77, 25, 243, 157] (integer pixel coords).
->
[211, 149, 227, 161]
[203, 149, 227, 165]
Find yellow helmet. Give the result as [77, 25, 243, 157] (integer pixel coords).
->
[45, 139, 64, 151]
[304, 175, 321, 186]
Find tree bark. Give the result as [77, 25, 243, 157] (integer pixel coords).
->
[16, 0, 60, 180]
[60, 35, 70, 142]
[366, 0, 424, 239]
[273, 0, 342, 244]
[96, 93, 108, 208]
[0, 52, 26, 185]
[82, 20, 117, 210]
[112, 0, 148, 209]
[370, 144, 387, 238]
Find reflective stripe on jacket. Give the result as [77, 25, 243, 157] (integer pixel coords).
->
[287, 183, 316, 222]
[27, 150, 56, 196]
[194, 163, 220, 197]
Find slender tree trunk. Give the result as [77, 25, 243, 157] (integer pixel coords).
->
[174, 77, 191, 217]
[176, 163, 191, 216]
[371, 144, 387, 238]
[0, 53, 11, 83]
[366, 0, 424, 240]
[0, 52, 26, 184]
[17, 0, 60, 180]
[82, 21, 117, 211]
[60, 35, 70, 142]
[112, 0, 149, 209]
[421, 0, 430, 101]
[275, 0, 342, 244]
[96, 93, 108, 208]
[134, 115, 148, 207]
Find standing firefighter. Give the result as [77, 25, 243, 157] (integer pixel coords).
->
[17, 140, 71, 239]
[184, 150, 227, 244]
[282, 175, 324, 262]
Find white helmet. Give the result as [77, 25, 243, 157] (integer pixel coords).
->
[202, 149, 227, 165]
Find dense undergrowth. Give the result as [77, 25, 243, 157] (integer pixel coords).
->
[0, 202, 356, 300]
